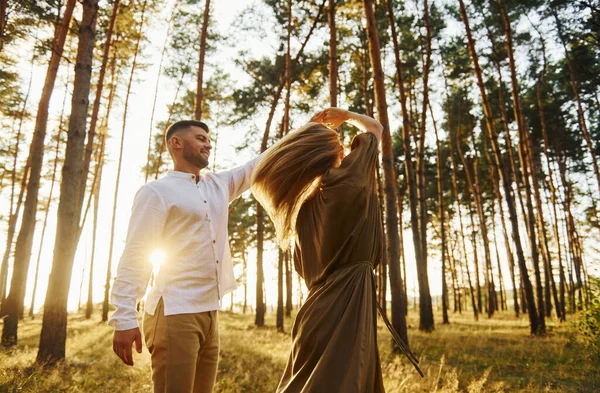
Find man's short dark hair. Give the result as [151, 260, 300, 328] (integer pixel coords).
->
[165, 120, 210, 143]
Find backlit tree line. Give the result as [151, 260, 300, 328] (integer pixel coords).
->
[0, 0, 598, 364]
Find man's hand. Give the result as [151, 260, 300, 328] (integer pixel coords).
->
[113, 327, 142, 366]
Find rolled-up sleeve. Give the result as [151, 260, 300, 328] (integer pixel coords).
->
[108, 185, 167, 330]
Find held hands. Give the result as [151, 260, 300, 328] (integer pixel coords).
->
[310, 108, 349, 129]
[113, 327, 143, 366]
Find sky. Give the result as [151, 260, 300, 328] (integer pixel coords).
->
[1, 0, 598, 318]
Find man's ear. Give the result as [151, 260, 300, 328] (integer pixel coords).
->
[171, 135, 182, 149]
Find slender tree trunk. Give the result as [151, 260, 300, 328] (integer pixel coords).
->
[29, 85, 67, 319]
[482, 118, 520, 317]
[430, 103, 449, 324]
[103, 0, 147, 322]
[328, 0, 337, 108]
[195, 0, 211, 120]
[377, 162, 388, 318]
[254, 1, 326, 327]
[36, 0, 99, 362]
[79, 0, 119, 217]
[285, 251, 292, 316]
[445, 89, 478, 321]
[397, 185, 408, 316]
[386, 0, 414, 322]
[0, 43, 37, 304]
[537, 84, 566, 321]
[367, 0, 410, 343]
[276, 250, 284, 332]
[0, 0, 6, 52]
[458, 0, 539, 334]
[146, 6, 176, 182]
[414, 0, 434, 331]
[0, 0, 76, 348]
[497, 0, 545, 333]
[553, 8, 600, 197]
[455, 129, 483, 314]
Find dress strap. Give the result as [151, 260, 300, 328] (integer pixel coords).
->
[375, 300, 424, 377]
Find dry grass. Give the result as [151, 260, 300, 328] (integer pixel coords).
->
[0, 309, 597, 392]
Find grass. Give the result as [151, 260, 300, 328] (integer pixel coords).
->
[0, 309, 598, 392]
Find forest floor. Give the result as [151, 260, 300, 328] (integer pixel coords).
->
[0, 308, 598, 392]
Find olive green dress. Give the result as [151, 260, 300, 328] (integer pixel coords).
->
[277, 133, 385, 393]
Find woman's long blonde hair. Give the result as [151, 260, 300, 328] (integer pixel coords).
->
[251, 122, 342, 249]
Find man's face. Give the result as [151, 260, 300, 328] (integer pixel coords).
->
[180, 126, 212, 169]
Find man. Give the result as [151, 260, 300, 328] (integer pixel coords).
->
[109, 120, 258, 393]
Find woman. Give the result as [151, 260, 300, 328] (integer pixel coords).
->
[252, 108, 420, 392]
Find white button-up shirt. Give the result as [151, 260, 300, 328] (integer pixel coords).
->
[108, 158, 258, 331]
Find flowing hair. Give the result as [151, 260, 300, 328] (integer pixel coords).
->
[251, 122, 342, 249]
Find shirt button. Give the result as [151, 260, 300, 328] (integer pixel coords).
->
[212, 240, 216, 244]
[216, 260, 219, 264]
[204, 200, 207, 203]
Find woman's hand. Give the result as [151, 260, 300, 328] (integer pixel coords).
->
[310, 108, 382, 142]
[310, 108, 349, 129]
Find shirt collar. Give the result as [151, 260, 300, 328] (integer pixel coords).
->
[167, 170, 202, 183]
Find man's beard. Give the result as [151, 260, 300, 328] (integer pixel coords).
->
[182, 143, 209, 169]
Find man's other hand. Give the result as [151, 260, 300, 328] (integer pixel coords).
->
[113, 327, 142, 366]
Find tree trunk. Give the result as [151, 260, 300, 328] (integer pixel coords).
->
[458, 0, 539, 334]
[497, 0, 545, 333]
[414, 0, 434, 331]
[552, 8, 600, 197]
[455, 129, 483, 314]
[29, 87, 67, 319]
[79, 0, 119, 217]
[276, 250, 284, 332]
[482, 119, 520, 317]
[377, 162, 388, 318]
[445, 87, 478, 321]
[0, 45, 37, 304]
[537, 83, 567, 321]
[194, 0, 211, 120]
[328, 0, 337, 108]
[103, 0, 147, 322]
[146, 6, 176, 182]
[0, 0, 6, 52]
[285, 251, 292, 317]
[365, 0, 411, 344]
[429, 103, 449, 324]
[1, 0, 76, 348]
[36, 0, 99, 363]
[386, 0, 419, 330]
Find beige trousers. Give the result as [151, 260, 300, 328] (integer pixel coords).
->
[143, 299, 219, 393]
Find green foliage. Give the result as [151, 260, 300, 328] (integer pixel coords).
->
[579, 277, 600, 361]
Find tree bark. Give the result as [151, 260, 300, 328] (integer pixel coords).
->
[458, 0, 539, 333]
[365, 0, 411, 343]
[553, 8, 600, 197]
[29, 84, 67, 319]
[415, 0, 434, 331]
[36, 0, 99, 362]
[429, 103, 449, 324]
[285, 251, 292, 316]
[0, 0, 6, 53]
[103, 0, 147, 322]
[146, 7, 176, 182]
[497, 0, 545, 332]
[0, 0, 76, 347]
[79, 0, 119, 219]
[445, 84, 478, 321]
[276, 250, 284, 332]
[195, 0, 211, 120]
[328, 0, 337, 108]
